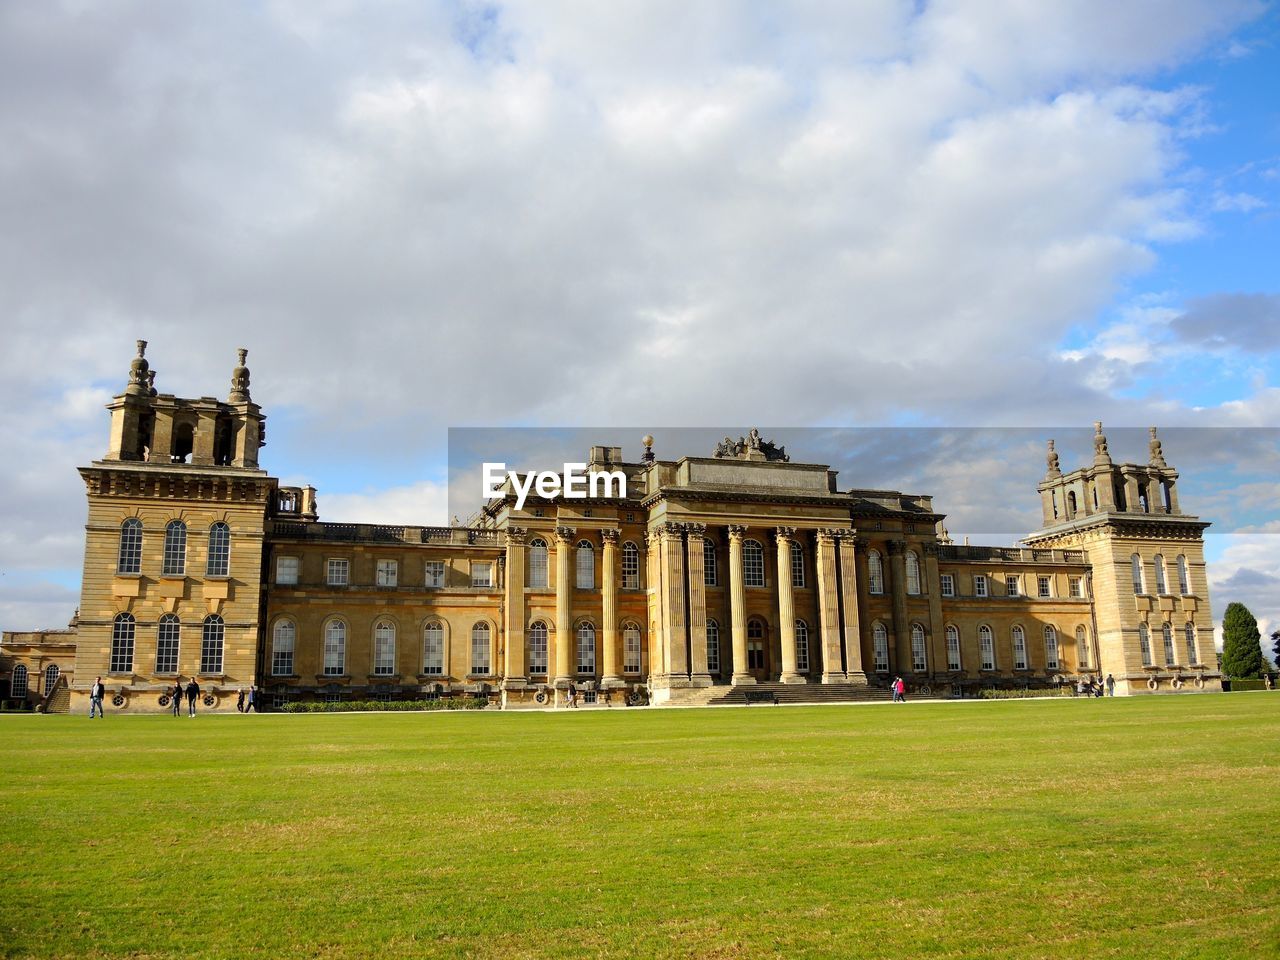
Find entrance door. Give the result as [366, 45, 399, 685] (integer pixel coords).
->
[747, 619, 768, 681]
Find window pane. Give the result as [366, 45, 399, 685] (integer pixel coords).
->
[946, 625, 961, 671]
[472, 562, 492, 588]
[423, 622, 444, 676]
[980, 626, 994, 670]
[743, 540, 764, 587]
[905, 552, 921, 595]
[1076, 626, 1089, 669]
[1139, 624, 1152, 665]
[576, 542, 594, 589]
[622, 542, 640, 590]
[156, 615, 180, 674]
[324, 620, 347, 675]
[206, 522, 230, 577]
[200, 616, 225, 674]
[868, 552, 883, 594]
[425, 561, 445, 587]
[872, 624, 888, 672]
[624, 624, 642, 674]
[704, 621, 718, 674]
[374, 621, 396, 675]
[791, 542, 804, 588]
[272, 620, 296, 676]
[118, 519, 143, 574]
[162, 521, 187, 576]
[327, 559, 349, 586]
[529, 540, 548, 588]
[703, 539, 717, 586]
[471, 622, 491, 674]
[1044, 626, 1059, 670]
[528, 621, 548, 675]
[911, 624, 926, 672]
[576, 622, 596, 674]
[276, 556, 299, 585]
[795, 620, 809, 672]
[110, 614, 135, 673]
[1012, 626, 1026, 670]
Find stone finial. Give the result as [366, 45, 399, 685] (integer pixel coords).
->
[147, 369, 158, 397]
[1148, 426, 1167, 468]
[1092, 420, 1111, 466]
[229, 347, 251, 403]
[641, 434, 655, 464]
[125, 339, 150, 396]
[1045, 439, 1061, 478]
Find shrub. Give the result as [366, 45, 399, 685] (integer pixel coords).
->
[278, 698, 487, 714]
[978, 687, 1073, 700]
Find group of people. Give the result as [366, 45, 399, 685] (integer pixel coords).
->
[1074, 674, 1116, 697]
[87, 678, 258, 717]
[890, 676, 907, 702]
[168, 679, 203, 716]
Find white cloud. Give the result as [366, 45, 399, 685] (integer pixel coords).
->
[321, 481, 450, 526]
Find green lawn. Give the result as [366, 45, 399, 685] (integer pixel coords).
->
[2, 696, 1278, 960]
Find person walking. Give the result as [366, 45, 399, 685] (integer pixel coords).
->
[171, 679, 184, 717]
[185, 678, 200, 717]
[89, 677, 105, 719]
[895, 676, 907, 702]
[236, 688, 245, 713]
[1105, 674, 1116, 697]
[245, 685, 257, 714]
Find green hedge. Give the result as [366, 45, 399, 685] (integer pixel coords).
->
[1227, 679, 1269, 692]
[978, 687, 1075, 700]
[278, 698, 487, 713]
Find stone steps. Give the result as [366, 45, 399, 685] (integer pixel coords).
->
[705, 682, 895, 707]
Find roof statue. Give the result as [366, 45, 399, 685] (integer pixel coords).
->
[713, 428, 790, 462]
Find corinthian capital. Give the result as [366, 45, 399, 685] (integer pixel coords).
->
[684, 522, 707, 537]
[775, 525, 797, 541]
[506, 525, 527, 545]
[601, 528, 620, 544]
[727, 524, 748, 540]
[554, 525, 577, 544]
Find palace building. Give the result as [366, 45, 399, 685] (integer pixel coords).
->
[0, 342, 1221, 713]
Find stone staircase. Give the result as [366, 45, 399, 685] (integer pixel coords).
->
[39, 677, 71, 714]
[705, 681, 895, 707]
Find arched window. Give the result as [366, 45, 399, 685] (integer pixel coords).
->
[200, 615, 225, 674]
[705, 619, 720, 674]
[43, 664, 60, 695]
[945, 625, 961, 671]
[868, 550, 884, 594]
[1044, 625, 1059, 671]
[1011, 625, 1027, 670]
[905, 551, 921, 595]
[576, 622, 596, 675]
[622, 541, 640, 589]
[527, 621, 548, 676]
[11, 664, 27, 698]
[795, 620, 810, 673]
[1161, 622, 1175, 665]
[156, 614, 180, 674]
[1075, 626, 1090, 669]
[110, 613, 135, 673]
[117, 519, 143, 574]
[743, 539, 765, 587]
[206, 522, 231, 577]
[872, 622, 889, 672]
[703, 538, 717, 586]
[1177, 555, 1190, 595]
[1184, 623, 1197, 665]
[272, 620, 295, 676]
[162, 520, 188, 576]
[791, 542, 805, 588]
[1154, 554, 1167, 594]
[1138, 623, 1152, 666]
[624, 623, 642, 674]
[423, 621, 444, 676]
[528, 539, 548, 588]
[471, 622, 492, 675]
[323, 619, 347, 676]
[576, 540, 595, 589]
[373, 620, 396, 676]
[1131, 554, 1144, 595]
[979, 625, 995, 670]
[910, 624, 927, 672]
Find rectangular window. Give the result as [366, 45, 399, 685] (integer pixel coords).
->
[1037, 576, 1051, 598]
[376, 559, 398, 587]
[946, 629, 961, 671]
[873, 631, 889, 673]
[703, 539, 717, 587]
[974, 575, 988, 598]
[980, 631, 995, 671]
[326, 558, 349, 586]
[911, 631, 927, 673]
[1006, 576, 1019, 597]
[425, 560, 445, 587]
[625, 630, 643, 674]
[622, 545, 640, 590]
[1012, 629, 1027, 670]
[1069, 576, 1084, 598]
[374, 628, 395, 675]
[423, 624, 444, 676]
[156, 620, 180, 674]
[791, 546, 805, 588]
[471, 562, 493, 588]
[527, 627, 547, 676]
[940, 574, 954, 598]
[276, 556, 299, 585]
[472, 631, 491, 675]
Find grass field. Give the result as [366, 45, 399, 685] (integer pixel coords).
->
[2, 696, 1278, 960]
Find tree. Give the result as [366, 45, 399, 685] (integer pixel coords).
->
[1271, 630, 1280, 672]
[1220, 603, 1264, 679]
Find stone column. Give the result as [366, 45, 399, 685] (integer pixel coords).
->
[646, 529, 664, 677]
[776, 527, 802, 684]
[553, 526, 575, 686]
[659, 523, 689, 683]
[816, 529, 845, 683]
[601, 529, 621, 687]
[923, 543, 945, 681]
[839, 535, 866, 684]
[191, 407, 219, 466]
[685, 523, 712, 687]
[887, 539, 909, 674]
[728, 524, 753, 685]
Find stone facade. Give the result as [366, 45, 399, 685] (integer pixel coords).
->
[35, 345, 1221, 713]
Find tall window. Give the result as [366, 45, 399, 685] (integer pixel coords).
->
[743, 539, 765, 587]
[425, 560, 445, 587]
[327, 558, 349, 586]
[200, 615, 225, 674]
[162, 520, 187, 576]
[1006, 576, 1020, 597]
[979, 625, 995, 670]
[705, 620, 720, 674]
[1184, 623, 1197, 665]
[575, 541, 595, 589]
[1076, 626, 1090, 669]
[1162, 622, 1175, 665]
[471, 562, 492, 588]
[272, 620, 296, 676]
[324, 619, 347, 675]
[905, 551, 921, 595]
[795, 620, 810, 673]
[156, 614, 180, 674]
[622, 541, 640, 589]
[528, 539, 548, 588]
[624, 623, 642, 674]
[910, 624, 927, 672]
[872, 623, 889, 672]
[975, 575, 988, 598]
[791, 542, 805, 588]
[1044, 625, 1059, 670]
[1011, 625, 1027, 670]
[1177, 555, 1190, 594]
[376, 560, 398, 587]
[1069, 576, 1084, 598]
[868, 550, 884, 594]
[276, 556, 299, 585]
[206, 522, 230, 577]
[576, 622, 595, 675]
[1037, 576, 1051, 598]
[471, 622, 491, 675]
[110, 613, 135, 672]
[43, 664, 60, 695]
[1154, 555, 1167, 594]
[946, 625, 961, 671]
[1131, 554, 1144, 595]
[117, 518, 143, 574]
[423, 621, 444, 676]
[940, 574, 955, 598]
[374, 621, 396, 675]
[527, 621, 548, 675]
[1139, 623, 1152, 666]
[11, 664, 27, 698]
[703, 538, 717, 586]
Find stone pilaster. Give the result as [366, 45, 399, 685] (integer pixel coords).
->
[839, 535, 866, 684]
[887, 539, 909, 674]
[727, 524, 753, 685]
[658, 523, 689, 684]
[922, 542, 945, 681]
[776, 527, 802, 683]
[601, 528, 621, 687]
[503, 526, 528, 687]
[816, 529, 844, 683]
[684, 522, 712, 687]
[553, 525, 575, 686]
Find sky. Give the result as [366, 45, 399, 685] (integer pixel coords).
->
[1, 1, 1277, 655]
